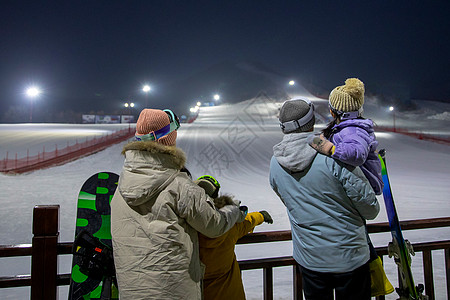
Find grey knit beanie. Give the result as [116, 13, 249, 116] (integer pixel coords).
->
[279, 98, 315, 133]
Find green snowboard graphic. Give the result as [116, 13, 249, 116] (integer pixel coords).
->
[68, 172, 119, 300]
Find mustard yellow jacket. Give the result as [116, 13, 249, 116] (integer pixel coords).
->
[199, 212, 264, 300]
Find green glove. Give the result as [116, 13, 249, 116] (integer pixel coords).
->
[259, 211, 273, 224]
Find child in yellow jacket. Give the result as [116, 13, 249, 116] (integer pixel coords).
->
[195, 176, 273, 300]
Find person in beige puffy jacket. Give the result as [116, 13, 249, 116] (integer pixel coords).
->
[111, 108, 244, 300]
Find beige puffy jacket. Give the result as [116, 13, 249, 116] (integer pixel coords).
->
[111, 141, 243, 299]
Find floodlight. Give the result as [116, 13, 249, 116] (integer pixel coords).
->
[142, 85, 151, 93]
[26, 87, 41, 98]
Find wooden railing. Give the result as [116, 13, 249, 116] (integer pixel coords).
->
[1, 205, 449, 300]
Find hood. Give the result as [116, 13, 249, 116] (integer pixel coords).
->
[273, 132, 317, 172]
[118, 141, 186, 206]
[334, 118, 374, 133]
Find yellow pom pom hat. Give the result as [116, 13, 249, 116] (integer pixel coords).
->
[328, 78, 365, 119]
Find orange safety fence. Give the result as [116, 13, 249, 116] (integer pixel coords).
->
[376, 126, 450, 146]
[1, 127, 135, 174]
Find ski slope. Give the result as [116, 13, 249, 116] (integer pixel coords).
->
[0, 96, 450, 299]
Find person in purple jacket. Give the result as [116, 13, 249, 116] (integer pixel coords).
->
[309, 77, 383, 195]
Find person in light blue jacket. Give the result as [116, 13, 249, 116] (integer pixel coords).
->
[269, 98, 380, 300]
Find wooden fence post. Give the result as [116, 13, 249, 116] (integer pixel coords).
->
[263, 267, 273, 300]
[423, 249, 435, 300]
[445, 248, 450, 298]
[31, 205, 59, 300]
[293, 264, 303, 300]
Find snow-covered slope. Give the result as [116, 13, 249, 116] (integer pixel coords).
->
[0, 96, 450, 299]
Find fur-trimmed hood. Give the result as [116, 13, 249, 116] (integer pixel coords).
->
[118, 141, 187, 206]
[122, 140, 186, 168]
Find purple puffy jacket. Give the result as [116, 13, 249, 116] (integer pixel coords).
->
[330, 119, 384, 195]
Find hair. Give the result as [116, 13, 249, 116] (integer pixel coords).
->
[180, 166, 192, 179]
[322, 118, 338, 139]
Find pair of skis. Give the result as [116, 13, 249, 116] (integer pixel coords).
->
[378, 149, 427, 300]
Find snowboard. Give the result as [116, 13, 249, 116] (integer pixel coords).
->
[68, 172, 119, 300]
[378, 149, 427, 299]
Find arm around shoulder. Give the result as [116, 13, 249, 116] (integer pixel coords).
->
[177, 183, 243, 238]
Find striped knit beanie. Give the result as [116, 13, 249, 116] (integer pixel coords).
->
[135, 109, 177, 146]
[329, 78, 365, 113]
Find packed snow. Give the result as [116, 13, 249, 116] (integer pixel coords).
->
[1, 94, 450, 299]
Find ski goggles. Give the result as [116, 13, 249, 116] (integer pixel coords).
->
[135, 109, 180, 142]
[197, 175, 221, 189]
[164, 109, 180, 133]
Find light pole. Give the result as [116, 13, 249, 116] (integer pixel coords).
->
[26, 86, 41, 122]
[389, 106, 396, 132]
[142, 85, 151, 108]
[124, 102, 135, 115]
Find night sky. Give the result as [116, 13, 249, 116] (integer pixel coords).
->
[1, 1, 449, 117]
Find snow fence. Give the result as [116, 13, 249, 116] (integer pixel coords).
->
[0, 127, 135, 174]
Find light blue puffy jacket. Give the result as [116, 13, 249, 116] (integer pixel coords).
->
[269, 132, 379, 273]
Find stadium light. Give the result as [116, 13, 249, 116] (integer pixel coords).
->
[26, 86, 41, 122]
[124, 102, 135, 114]
[289, 80, 295, 86]
[190, 106, 199, 113]
[142, 85, 151, 107]
[142, 85, 150, 93]
[389, 106, 396, 132]
[26, 86, 41, 97]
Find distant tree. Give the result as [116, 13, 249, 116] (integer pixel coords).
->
[1, 105, 28, 123]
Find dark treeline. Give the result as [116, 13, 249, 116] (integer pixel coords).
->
[0, 105, 136, 123]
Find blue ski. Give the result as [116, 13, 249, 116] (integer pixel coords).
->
[378, 149, 427, 299]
